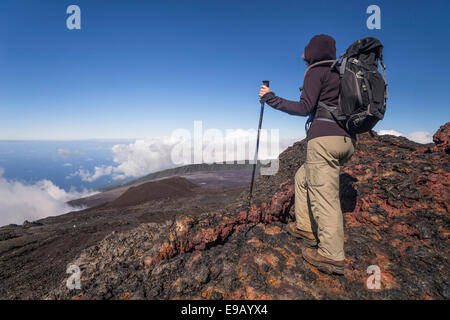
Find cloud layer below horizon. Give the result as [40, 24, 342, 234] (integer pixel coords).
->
[72, 129, 299, 183]
[0, 169, 94, 226]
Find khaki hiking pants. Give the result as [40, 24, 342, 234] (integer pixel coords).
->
[295, 136, 354, 261]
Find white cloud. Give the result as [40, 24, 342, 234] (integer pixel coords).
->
[112, 137, 177, 180]
[379, 129, 433, 144]
[378, 129, 404, 137]
[62, 163, 73, 167]
[57, 148, 85, 158]
[76, 165, 114, 182]
[405, 131, 433, 144]
[71, 129, 299, 182]
[0, 168, 95, 227]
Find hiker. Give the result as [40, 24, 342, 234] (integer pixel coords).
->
[258, 34, 355, 275]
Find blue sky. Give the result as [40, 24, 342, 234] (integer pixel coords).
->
[0, 0, 449, 140]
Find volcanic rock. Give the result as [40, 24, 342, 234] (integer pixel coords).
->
[49, 123, 449, 300]
[431, 123, 450, 154]
[105, 177, 197, 208]
[0, 179, 244, 299]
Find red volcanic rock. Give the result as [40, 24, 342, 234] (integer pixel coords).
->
[50, 124, 450, 300]
[414, 122, 450, 155]
[432, 123, 450, 153]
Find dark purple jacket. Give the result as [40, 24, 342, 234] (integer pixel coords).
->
[265, 34, 350, 141]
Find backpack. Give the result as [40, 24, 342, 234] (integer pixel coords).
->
[304, 37, 388, 135]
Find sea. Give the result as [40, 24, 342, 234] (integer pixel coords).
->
[0, 140, 134, 191]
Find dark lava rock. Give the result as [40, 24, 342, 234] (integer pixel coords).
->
[22, 220, 43, 228]
[105, 177, 197, 208]
[47, 123, 449, 300]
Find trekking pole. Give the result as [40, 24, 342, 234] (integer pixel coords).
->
[245, 80, 270, 225]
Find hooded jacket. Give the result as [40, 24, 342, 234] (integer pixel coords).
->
[265, 34, 350, 140]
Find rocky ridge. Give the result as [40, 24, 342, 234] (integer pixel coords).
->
[50, 123, 450, 300]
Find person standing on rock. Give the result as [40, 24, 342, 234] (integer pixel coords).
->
[259, 34, 354, 275]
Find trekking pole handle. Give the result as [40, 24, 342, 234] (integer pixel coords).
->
[262, 80, 270, 88]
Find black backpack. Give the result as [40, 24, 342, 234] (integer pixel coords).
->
[305, 37, 388, 135]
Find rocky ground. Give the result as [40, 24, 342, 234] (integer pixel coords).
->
[0, 177, 245, 299]
[46, 123, 449, 300]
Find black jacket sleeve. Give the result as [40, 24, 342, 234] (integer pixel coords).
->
[264, 68, 323, 117]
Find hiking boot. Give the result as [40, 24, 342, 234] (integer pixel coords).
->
[302, 247, 346, 275]
[286, 222, 318, 247]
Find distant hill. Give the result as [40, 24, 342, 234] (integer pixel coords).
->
[96, 161, 263, 192]
[69, 162, 264, 208]
[105, 177, 197, 208]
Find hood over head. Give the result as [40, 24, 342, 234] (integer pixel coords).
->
[303, 34, 336, 65]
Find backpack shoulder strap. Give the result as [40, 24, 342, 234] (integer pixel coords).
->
[299, 59, 338, 92]
[303, 59, 337, 77]
[379, 59, 388, 100]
